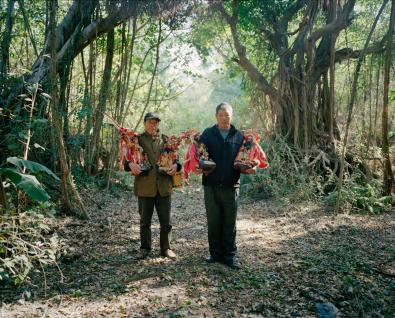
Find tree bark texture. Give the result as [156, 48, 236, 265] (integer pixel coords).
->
[87, 29, 115, 175]
[214, 0, 389, 149]
[2, 0, 185, 108]
[381, 0, 395, 195]
[0, 0, 16, 95]
[335, 0, 388, 212]
[49, 0, 87, 218]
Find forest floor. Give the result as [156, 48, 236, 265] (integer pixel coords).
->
[1, 181, 394, 317]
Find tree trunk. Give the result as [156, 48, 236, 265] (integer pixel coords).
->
[0, 0, 15, 94]
[88, 29, 115, 174]
[134, 20, 162, 130]
[49, 0, 87, 219]
[382, 0, 395, 195]
[83, 41, 95, 174]
[105, 20, 136, 186]
[214, 0, 390, 150]
[335, 0, 388, 212]
[2, 0, 184, 109]
[17, 0, 39, 58]
[328, 0, 337, 142]
[58, 61, 73, 143]
[22, 83, 38, 167]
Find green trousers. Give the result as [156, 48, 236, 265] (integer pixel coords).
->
[138, 194, 172, 253]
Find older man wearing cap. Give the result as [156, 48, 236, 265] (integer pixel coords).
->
[125, 112, 181, 259]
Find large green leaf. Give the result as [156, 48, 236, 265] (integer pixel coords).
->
[0, 168, 50, 202]
[6, 157, 59, 181]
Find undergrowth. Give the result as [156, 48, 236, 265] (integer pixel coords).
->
[241, 134, 392, 214]
[0, 209, 65, 287]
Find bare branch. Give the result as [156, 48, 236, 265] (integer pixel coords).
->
[279, 0, 309, 26]
[313, 33, 388, 80]
[307, 0, 356, 44]
[212, 0, 277, 97]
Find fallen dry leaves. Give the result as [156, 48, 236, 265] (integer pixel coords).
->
[1, 181, 394, 317]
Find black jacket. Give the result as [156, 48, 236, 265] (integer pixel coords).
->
[199, 124, 243, 188]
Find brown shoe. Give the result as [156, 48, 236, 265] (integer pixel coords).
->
[162, 249, 177, 260]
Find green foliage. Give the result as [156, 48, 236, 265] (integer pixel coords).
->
[325, 175, 392, 214]
[6, 157, 59, 180]
[187, 12, 220, 62]
[0, 157, 59, 203]
[241, 134, 320, 203]
[339, 273, 389, 316]
[0, 211, 65, 285]
[113, 170, 134, 190]
[236, 0, 294, 30]
[241, 134, 392, 214]
[71, 165, 96, 185]
[0, 168, 50, 202]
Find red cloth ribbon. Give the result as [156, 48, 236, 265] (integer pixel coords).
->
[119, 128, 142, 173]
[180, 129, 201, 179]
[183, 143, 199, 179]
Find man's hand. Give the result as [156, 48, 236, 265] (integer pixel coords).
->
[244, 166, 257, 174]
[195, 167, 211, 176]
[166, 164, 178, 176]
[129, 162, 142, 176]
[195, 167, 202, 175]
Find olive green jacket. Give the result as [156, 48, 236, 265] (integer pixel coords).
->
[127, 132, 179, 197]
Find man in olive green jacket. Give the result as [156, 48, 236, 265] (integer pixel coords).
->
[126, 112, 181, 259]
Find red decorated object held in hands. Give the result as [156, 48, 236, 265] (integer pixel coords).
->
[103, 113, 151, 174]
[157, 135, 182, 174]
[234, 129, 268, 173]
[180, 129, 216, 179]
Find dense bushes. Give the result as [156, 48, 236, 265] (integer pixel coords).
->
[0, 210, 65, 286]
[0, 157, 64, 286]
[241, 134, 393, 214]
[241, 134, 323, 202]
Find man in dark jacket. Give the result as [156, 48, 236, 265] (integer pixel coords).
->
[199, 103, 256, 269]
[126, 112, 181, 259]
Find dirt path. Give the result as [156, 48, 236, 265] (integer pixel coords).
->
[1, 184, 394, 317]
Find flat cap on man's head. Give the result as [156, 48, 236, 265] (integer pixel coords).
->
[144, 112, 161, 122]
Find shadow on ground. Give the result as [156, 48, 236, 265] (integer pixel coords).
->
[1, 185, 394, 317]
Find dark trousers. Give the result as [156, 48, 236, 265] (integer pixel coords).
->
[138, 194, 172, 253]
[204, 186, 239, 262]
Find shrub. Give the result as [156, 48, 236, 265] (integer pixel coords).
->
[0, 211, 65, 285]
[0, 157, 59, 205]
[240, 134, 321, 203]
[325, 173, 392, 214]
[240, 134, 392, 214]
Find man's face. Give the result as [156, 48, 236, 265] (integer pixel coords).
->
[144, 119, 160, 136]
[216, 108, 232, 128]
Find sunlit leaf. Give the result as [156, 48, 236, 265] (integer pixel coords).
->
[6, 157, 59, 181]
[0, 168, 50, 202]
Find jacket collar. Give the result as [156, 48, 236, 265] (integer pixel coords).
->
[212, 124, 236, 139]
[142, 130, 160, 140]
[213, 124, 236, 133]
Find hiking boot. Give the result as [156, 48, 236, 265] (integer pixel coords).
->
[162, 249, 177, 260]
